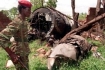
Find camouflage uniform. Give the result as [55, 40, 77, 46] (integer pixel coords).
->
[0, 15, 30, 70]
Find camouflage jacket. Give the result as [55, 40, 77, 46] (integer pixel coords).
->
[0, 15, 30, 56]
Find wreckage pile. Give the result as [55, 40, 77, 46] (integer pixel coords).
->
[47, 35, 92, 70]
[79, 7, 105, 43]
[78, 0, 105, 42]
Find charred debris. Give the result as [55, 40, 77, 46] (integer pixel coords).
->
[28, 0, 105, 45]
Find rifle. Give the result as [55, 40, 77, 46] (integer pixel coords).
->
[4, 47, 29, 70]
[9, 54, 29, 70]
[9, 55, 29, 70]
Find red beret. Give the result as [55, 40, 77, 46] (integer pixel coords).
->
[18, 0, 32, 8]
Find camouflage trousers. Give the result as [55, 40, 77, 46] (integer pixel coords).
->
[15, 55, 29, 70]
[10, 42, 30, 70]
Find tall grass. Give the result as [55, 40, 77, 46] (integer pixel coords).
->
[0, 40, 105, 70]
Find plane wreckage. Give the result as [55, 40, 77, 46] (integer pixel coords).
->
[28, 7, 76, 41]
[28, 6, 105, 43]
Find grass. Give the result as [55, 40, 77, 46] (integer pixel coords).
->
[0, 39, 105, 70]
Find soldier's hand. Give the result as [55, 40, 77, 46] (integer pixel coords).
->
[10, 53, 20, 64]
[4, 47, 20, 64]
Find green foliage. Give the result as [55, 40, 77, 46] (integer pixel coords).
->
[47, 0, 57, 8]
[2, 10, 11, 19]
[0, 48, 12, 70]
[31, 0, 43, 12]
[29, 40, 47, 70]
[79, 13, 87, 20]
[31, 0, 57, 11]
[2, 10, 9, 17]
[29, 57, 47, 70]
[1, 0, 57, 20]
[8, 7, 18, 19]
[2, 7, 17, 20]
[87, 38, 103, 46]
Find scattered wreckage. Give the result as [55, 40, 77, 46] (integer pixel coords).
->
[47, 35, 92, 70]
[46, 0, 105, 69]
[46, 11, 105, 70]
[28, 5, 105, 70]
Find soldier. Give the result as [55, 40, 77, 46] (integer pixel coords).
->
[0, 0, 32, 70]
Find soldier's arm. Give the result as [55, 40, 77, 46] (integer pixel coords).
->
[0, 20, 21, 63]
[0, 20, 20, 48]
